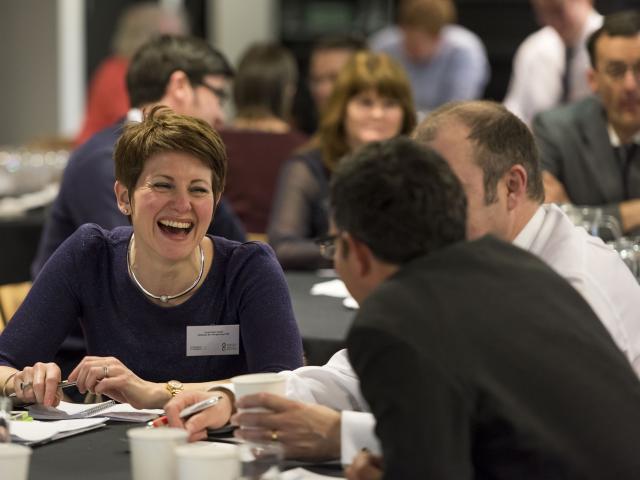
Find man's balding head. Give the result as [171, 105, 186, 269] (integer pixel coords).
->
[413, 101, 544, 240]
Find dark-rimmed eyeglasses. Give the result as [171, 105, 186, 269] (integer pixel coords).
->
[198, 83, 229, 106]
[602, 61, 640, 83]
[315, 234, 339, 260]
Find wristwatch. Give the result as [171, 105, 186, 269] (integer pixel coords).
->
[166, 380, 184, 397]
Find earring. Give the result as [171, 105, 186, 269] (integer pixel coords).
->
[121, 207, 129, 215]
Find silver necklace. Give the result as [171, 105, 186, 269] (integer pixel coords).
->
[126, 233, 205, 303]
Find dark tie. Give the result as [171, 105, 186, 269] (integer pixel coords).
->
[560, 47, 574, 104]
[616, 143, 638, 199]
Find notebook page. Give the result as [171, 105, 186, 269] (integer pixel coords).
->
[10, 418, 107, 444]
[29, 400, 163, 422]
[28, 400, 115, 420]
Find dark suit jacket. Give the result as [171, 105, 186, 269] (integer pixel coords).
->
[532, 95, 640, 228]
[347, 236, 640, 479]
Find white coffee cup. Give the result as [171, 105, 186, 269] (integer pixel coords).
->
[127, 427, 188, 480]
[231, 373, 286, 413]
[176, 442, 239, 480]
[231, 373, 286, 399]
[0, 443, 31, 480]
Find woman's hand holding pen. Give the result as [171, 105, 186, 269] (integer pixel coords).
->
[68, 356, 166, 409]
[11, 362, 63, 407]
[165, 391, 234, 442]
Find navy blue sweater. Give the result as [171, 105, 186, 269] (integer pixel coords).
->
[1, 224, 303, 382]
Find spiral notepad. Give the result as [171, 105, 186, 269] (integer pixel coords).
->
[28, 400, 162, 422]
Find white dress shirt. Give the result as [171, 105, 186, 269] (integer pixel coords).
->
[503, 10, 602, 125]
[514, 204, 640, 373]
[282, 349, 381, 464]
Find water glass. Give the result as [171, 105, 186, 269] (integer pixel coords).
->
[238, 441, 284, 479]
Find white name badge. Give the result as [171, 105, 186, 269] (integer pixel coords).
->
[186, 325, 240, 357]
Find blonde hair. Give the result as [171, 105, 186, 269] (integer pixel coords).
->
[318, 51, 416, 172]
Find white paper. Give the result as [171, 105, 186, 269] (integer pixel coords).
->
[281, 467, 345, 480]
[28, 400, 162, 422]
[310, 279, 350, 298]
[10, 418, 106, 443]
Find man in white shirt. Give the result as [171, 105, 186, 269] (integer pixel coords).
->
[164, 100, 640, 465]
[503, 0, 602, 125]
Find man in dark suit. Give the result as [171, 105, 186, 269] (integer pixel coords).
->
[533, 10, 640, 234]
[31, 35, 246, 384]
[331, 138, 640, 479]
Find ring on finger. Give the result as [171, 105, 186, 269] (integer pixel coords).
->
[270, 430, 279, 441]
[103, 365, 109, 379]
[20, 381, 32, 391]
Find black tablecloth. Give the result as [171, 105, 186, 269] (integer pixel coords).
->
[29, 422, 344, 479]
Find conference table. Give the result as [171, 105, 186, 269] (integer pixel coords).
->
[28, 421, 345, 479]
[284, 271, 354, 365]
[23, 271, 353, 479]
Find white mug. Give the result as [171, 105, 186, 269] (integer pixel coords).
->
[0, 443, 32, 480]
[176, 442, 239, 480]
[127, 427, 188, 480]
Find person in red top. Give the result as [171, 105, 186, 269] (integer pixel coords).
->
[74, 3, 188, 146]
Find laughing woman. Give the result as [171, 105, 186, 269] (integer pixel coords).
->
[0, 107, 303, 408]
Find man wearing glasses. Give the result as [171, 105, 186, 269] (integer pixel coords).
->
[31, 35, 245, 387]
[534, 10, 640, 235]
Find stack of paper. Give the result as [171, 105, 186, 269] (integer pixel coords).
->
[28, 400, 163, 422]
[10, 418, 106, 446]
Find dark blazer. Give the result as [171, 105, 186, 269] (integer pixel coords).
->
[347, 236, 640, 479]
[532, 95, 640, 225]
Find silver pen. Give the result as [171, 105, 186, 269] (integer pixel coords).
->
[8, 380, 78, 398]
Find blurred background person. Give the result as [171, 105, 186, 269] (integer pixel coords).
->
[369, 0, 489, 116]
[221, 42, 308, 236]
[74, 2, 189, 146]
[268, 51, 416, 270]
[533, 10, 640, 235]
[503, 0, 602, 125]
[305, 35, 368, 133]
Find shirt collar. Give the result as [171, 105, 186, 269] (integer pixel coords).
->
[513, 206, 546, 250]
[126, 108, 143, 123]
[607, 124, 640, 147]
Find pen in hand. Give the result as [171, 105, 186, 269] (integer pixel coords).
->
[147, 395, 223, 428]
[8, 380, 78, 399]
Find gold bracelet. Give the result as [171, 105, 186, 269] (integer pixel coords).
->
[2, 372, 17, 397]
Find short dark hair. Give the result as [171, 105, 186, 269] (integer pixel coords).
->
[587, 10, 640, 68]
[311, 34, 367, 55]
[233, 42, 298, 120]
[114, 106, 227, 198]
[413, 100, 545, 204]
[330, 137, 467, 264]
[127, 35, 233, 107]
